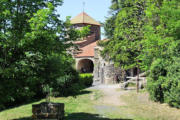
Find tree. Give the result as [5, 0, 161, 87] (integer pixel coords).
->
[102, 0, 146, 92]
[0, 0, 85, 110]
[141, 0, 180, 108]
[103, 0, 180, 107]
[103, 0, 121, 39]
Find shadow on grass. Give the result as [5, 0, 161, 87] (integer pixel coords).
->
[66, 90, 92, 97]
[12, 112, 133, 120]
[1, 89, 92, 112]
[13, 117, 32, 120]
[66, 112, 133, 120]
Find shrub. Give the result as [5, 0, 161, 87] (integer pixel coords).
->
[0, 53, 80, 110]
[41, 54, 80, 97]
[163, 58, 180, 108]
[147, 58, 167, 102]
[147, 57, 180, 108]
[127, 82, 136, 87]
[79, 73, 93, 87]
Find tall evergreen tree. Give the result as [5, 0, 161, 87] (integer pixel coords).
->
[103, 0, 146, 67]
[101, 0, 146, 92]
[103, 0, 121, 39]
[103, 0, 180, 107]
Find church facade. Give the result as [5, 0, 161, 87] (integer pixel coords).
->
[70, 12, 100, 73]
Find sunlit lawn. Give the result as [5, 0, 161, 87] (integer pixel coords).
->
[107, 89, 180, 120]
[0, 90, 99, 120]
[1, 89, 180, 120]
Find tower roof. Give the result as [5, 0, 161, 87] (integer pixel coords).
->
[71, 12, 101, 26]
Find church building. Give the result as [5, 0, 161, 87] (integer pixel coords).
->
[70, 12, 123, 85]
[70, 12, 100, 73]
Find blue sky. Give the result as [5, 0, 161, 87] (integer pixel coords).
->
[57, 0, 111, 39]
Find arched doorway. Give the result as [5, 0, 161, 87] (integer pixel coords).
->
[77, 59, 94, 73]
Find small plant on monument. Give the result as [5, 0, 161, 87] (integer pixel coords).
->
[43, 85, 53, 103]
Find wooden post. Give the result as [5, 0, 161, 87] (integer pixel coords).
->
[137, 66, 140, 93]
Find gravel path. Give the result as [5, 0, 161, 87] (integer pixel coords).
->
[89, 84, 128, 106]
[88, 84, 129, 117]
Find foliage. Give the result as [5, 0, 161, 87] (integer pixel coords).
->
[103, 16, 116, 39]
[79, 73, 93, 87]
[104, 0, 180, 107]
[103, 0, 121, 39]
[0, 0, 86, 110]
[126, 82, 136, 88]
[40, 54, 80, 97]
[140, 0, 180, 70]
[102, 0, 146, 70]
[142, 0, 180, 108]
[147, 58, 167, 102]
[147, 57, 180, 108]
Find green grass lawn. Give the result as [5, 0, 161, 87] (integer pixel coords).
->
[0, 90, 100, 120]
[110, 89, 180, 120]
[1, 88, 180, 120]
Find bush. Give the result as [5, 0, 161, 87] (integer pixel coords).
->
[41, 54, 80, 97]
[79, 73, 93, 87]
[147, 57, 180, 108]
[0, 53, 80, 111]
[164, 58, 180, 108]
[52, 73, 93, 97]
[147, 58, 167, 102]
[126, 82, 136, 87]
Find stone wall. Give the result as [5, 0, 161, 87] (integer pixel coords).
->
[32, 102, 64, 120]
[93, 46, 121, 85]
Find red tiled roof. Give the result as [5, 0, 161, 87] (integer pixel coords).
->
[75, 41, 97, 57]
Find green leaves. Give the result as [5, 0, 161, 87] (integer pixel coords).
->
[0, 0, 81, 110]
[143, 0, 180, 108]
[148, 57, 180, 108]
[79, 25, 91, 38]
[104, 0, 180, 107]
[103, 0, 146, 70]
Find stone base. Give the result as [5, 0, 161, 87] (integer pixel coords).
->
[32, 102, 64, 120]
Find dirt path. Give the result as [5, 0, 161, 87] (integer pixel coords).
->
[88, 84, 130, 117]
[100, 86, 127, 106]
[88, 84, 180, 120]
[89, 84, 128, 106]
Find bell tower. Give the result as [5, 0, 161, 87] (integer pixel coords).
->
[71, 12, 101, 40]
[70, 12, 101, 74]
